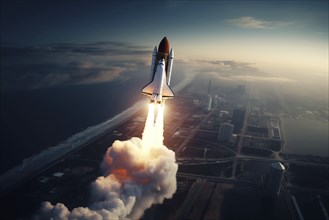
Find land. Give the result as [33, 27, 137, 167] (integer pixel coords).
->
[0, 74, 328, 220]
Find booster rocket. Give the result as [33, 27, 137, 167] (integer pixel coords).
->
[141, 37, 174, 104]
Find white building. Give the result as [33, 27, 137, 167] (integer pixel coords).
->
[206, 95, 212, 111]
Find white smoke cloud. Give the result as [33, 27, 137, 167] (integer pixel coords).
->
[35, 104, 177, 219]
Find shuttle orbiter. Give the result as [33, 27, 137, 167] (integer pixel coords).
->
[141, 37, 174, 104]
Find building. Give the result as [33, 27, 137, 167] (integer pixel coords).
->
[206, 95, 212, 111]
[218, 122, 234, 143]
[269, 120, 282, 140]
[205, 80, 212, 111]
[264, 162, 286, 198]
[219, 110, 229, 119]
[232, 107, 245, 133]
[213, 94, 218, 105]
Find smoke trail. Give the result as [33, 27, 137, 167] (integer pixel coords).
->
[35, 104, 177, 220]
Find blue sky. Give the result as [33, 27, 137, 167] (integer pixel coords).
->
[1, 0, 328, 94]
[2, 1, 327, 45]
[1, 1, 328, 44]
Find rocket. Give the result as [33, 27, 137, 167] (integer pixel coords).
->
[141, 37, 174, 104]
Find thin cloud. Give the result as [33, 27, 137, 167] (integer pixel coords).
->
[183, 59, 264, 76]
[226, 16, 294, 29]
[178, 58, 295, 84]
[0, 42, 149, 90]
[232, 75, 295, 83]
[207, 72, 294, 84]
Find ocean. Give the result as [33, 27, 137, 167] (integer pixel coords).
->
[0, 70, 185, 174]
[281, 117, 329, 157]
[0, 85, 136, 174]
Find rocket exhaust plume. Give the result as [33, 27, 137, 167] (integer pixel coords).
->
[142, 103, 164, 148]
[35, 103, 178, 220]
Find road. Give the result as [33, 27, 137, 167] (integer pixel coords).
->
[190, 137, 237, 155]
[175, 107, 215, 156]
[177, 172, 254, 185]
[173, 178, 207, 220]
[231, 92, 251, 178]
[177, 155, 329, 168]
[174, 172, 257, 220]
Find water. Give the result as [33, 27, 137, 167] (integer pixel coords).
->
[281, 117, 329, 157]
[0, 82, 142, 174]
[0, 69, 185, 174]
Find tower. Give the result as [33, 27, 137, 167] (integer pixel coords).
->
[206, 80, 212, 111]
[206, 95, 212, 111]
[232, 107, 245, 133]
[264, 161, 285, 198]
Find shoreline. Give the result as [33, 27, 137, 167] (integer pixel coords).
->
[0, 71, 195, 195]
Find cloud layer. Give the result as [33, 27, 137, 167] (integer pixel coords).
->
[226, 16, 294, 29]
[1, 42, 150, 90]
[1, 40, 296, 90]
[176, 59, 294, 84]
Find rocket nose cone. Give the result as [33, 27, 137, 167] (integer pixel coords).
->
[158, 37, 170, 54]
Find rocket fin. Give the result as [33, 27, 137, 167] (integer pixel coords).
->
[141, 82, 155, 96]
[162, 83, 174, 98]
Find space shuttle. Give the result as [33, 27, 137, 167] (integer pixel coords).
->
[141, 37, 174, 104]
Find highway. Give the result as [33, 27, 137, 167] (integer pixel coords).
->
[175, 107, 216, 156]
[189, 137, 237, 155]
[174, 172, 256, 220]
[282, 181, 298, 220]
[174, 178, 207, 220]
[286, 184, 329, 196]
[177, 155, 329, 168]
[177, 172, 254, 185]
[231, 92, 251, 178]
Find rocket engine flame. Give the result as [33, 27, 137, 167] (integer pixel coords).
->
[142, 103, 164, 148]
[35, 103, 177, 220]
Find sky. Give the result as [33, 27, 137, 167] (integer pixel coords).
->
[1, 0, 328, 99]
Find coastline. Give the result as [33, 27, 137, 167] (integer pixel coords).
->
[0, 71, 196, 195]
